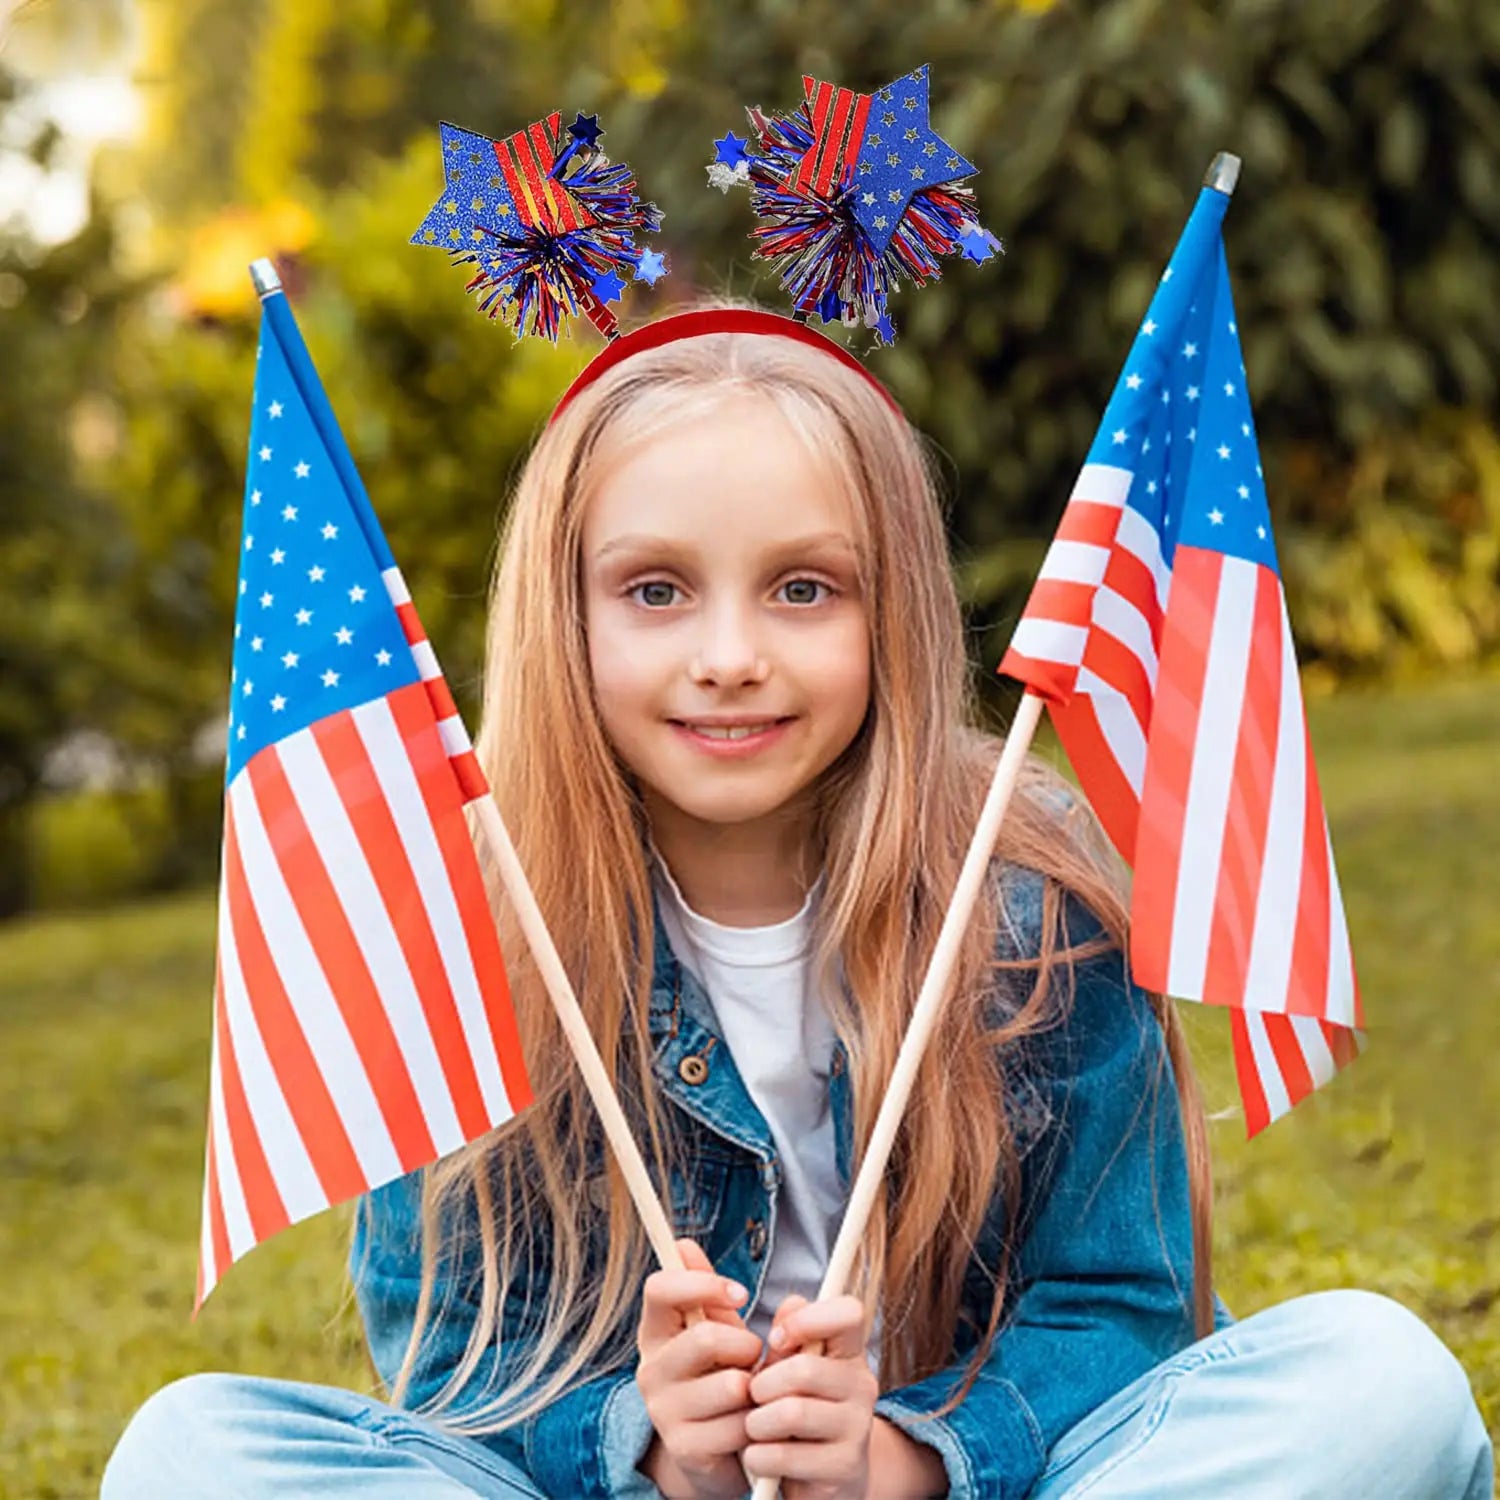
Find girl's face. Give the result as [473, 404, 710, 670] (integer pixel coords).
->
[583, 398, 872, 842]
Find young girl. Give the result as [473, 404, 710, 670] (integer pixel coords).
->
[103, 309, 1492, 1499]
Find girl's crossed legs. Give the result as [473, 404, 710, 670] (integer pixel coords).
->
[103, 1289, 1492, 1499]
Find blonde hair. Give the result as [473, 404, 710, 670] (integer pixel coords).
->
[386, 305, 1214, 1430]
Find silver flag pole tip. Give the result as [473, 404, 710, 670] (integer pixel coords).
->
[248, 258, 283, 297]
[1204, 152, 1241, 196]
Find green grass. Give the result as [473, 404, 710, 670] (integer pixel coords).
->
[2, 678, 1497, 1497]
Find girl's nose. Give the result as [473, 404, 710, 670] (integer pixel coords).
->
[689, 602, 770, 687]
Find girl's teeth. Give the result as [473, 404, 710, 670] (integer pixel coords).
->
[696, 724, 771, 740]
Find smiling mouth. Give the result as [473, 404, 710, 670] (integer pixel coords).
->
[670, 717, 793, 741]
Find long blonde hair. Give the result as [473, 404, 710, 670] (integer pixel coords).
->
[387, 307, 1214, 1430]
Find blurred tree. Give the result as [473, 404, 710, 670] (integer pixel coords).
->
[0, 66, 138, 917]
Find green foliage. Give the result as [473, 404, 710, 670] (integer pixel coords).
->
[1280, 413, 1500, 681]
[0, 65, 143, 917]
[2, 677, 1497, 1495]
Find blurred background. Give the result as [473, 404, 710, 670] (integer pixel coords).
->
[1, 0, 1496, 1494]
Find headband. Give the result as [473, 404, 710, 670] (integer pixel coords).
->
[546, 307, 904, 426]
[411, 71, 1000, 399]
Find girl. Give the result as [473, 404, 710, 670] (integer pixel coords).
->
[104, 309, 1492, 1499]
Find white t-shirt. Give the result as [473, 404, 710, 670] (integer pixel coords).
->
[651, 858, 845, 1345]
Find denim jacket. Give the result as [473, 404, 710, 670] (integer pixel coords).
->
[353, 865, 1231, 1499]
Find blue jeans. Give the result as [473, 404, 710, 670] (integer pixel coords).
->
[103, 1290, 1492, 1498]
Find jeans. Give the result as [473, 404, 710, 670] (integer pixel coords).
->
[102, 1290, 1493, 1498]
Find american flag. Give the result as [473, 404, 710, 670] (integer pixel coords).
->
[198, 284, 531, 1305]
[1000, 181, 1364, 1136]
[788, 67, 976, 254]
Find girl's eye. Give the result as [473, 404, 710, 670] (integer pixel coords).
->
[631, 580, 680, 608]
[778, 578, 830, 605]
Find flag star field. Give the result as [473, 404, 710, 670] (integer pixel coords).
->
[227, 331, 418, 784]
[1086, 245, 1278, 579]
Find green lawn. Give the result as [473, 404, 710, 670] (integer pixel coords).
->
[2, 678, 1497, 1498]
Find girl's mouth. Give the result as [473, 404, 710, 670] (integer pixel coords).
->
[669, 717, 795, 757]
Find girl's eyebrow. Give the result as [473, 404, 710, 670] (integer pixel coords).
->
[592, 530, 858, 562]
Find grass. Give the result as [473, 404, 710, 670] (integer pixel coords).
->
[2, 677, 1497, 1497]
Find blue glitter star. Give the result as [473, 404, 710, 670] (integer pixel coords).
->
[634, 248, 669, 285]
[411, 122, 519, 252]
[591, 269, 626, 303]
[959, 224, 1002, 265]
[569, 112, 603, 146]
[849, 67, 976, 255]
[874, 310, 896, 345]
[714, 130, 752, 168]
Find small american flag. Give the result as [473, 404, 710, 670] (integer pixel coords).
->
[198, 286, 531, 1305]
[1000, 182, 1363, 1136]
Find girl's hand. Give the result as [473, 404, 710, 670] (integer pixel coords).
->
[636, 1239, 763, 1500]
[742, 1294, 880, 1500]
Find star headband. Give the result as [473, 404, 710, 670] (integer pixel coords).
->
[412, 70, 1000, 408]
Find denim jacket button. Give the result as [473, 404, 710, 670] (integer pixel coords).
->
[746, 1219, 767, 1260]
[679, 1054, 710, 1086]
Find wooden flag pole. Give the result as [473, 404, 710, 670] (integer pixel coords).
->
[748, 690, 1045, 1500]
[472, 796, 696, 1293]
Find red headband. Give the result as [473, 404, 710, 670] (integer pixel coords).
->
[547, 308, 904, 426]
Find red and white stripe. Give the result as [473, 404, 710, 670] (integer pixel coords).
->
[794, 77, 873, 197]
[383, 566, 488, 803]
[1003, 489, 1362, 1134]
[196, 680, 530, 1305]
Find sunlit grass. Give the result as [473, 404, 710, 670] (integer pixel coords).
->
[1, 677, 1496, 1496]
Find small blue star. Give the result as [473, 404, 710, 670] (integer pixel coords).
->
[634, 248, 668, 286]
[591, 269, 626, 303]
[568, 112, 603, 146]
[959, 224, 1002, 265]
[714, 131, 752, 168]
[874, 310, 896, 346]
